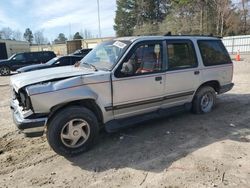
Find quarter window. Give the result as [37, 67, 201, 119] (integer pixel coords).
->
[198, 40, 231, 66]
[167, 41, 197, 70]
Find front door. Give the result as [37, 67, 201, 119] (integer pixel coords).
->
[11, 53, 29, 70]
[112, 41, 165, 119]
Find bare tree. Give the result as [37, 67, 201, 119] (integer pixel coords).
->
[212, 0, 235, 36]
[0, 27, 13, 39]
[34, 30, 48, 45]
[12, 30, 22, 41]
[241, 0, 249, 34]
[80, 29, 93, 39]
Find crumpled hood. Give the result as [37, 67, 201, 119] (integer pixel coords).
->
[10, 66, 95, 91]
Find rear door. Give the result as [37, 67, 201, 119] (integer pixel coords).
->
[26, 53, 40, 65]
[39, 52, 55, 63]
[162, 39, 201, 108]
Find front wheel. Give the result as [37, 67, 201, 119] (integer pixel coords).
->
[0, 66, 10, 76]
[192, 86, 216, 114]
[46, 106, 99, 157]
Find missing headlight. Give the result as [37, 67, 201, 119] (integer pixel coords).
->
[18, 90, 32, 110]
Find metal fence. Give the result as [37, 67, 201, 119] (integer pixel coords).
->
[222, 35, 250, 54]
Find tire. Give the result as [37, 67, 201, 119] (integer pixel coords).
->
[192, 86, 216, 114]
[0, 66, 10, 76]
[46, 106, 99, 157]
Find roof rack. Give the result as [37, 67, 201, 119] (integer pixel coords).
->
[163, 32, 222, 38]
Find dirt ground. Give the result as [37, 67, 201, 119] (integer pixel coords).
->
[0, 56, 250, 188]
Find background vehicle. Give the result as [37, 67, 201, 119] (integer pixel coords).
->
[17, 55, 83, 73]
[10, 36, 233, 156]
[72, 48, 92, 57]
[0, 51, 56, 75]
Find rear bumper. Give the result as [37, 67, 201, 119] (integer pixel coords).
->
[219, 83, 234, 94]
[10, 99, 47, 137]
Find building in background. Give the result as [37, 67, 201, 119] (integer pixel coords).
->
[30, 43, 67, 55]
[0, 39, 30, 60]
[30, 37, 114, 55]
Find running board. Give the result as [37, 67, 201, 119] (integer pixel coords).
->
[105, 103, 191, 133]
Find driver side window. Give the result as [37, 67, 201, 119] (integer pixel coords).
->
[118, 42, 163, 77]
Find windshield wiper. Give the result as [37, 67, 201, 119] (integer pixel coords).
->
[81, 62, 98, 71]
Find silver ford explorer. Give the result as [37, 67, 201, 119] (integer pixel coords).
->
[10, 36, 234, 156]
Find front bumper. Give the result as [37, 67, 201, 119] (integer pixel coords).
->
[218, 83, 234, 94]
[10, 99, 47, 137]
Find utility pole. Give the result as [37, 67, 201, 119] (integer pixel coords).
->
[97, 0, 101, 38]
[69, 23, 72, 40]
[242, 0, 247, 34]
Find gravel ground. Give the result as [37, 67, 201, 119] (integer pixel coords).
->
[0, 57, 250, 188]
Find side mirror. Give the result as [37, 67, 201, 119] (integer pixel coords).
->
[55, 61, 60, 65]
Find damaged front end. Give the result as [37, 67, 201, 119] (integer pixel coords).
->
[10, 86, 47, 137]
[9, 66, 96, 137]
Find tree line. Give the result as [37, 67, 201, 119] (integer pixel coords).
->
[114, 0, 250, 37]
[0, 27, 94, 45]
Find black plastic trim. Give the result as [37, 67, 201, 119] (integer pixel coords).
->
[105, 103, 191, 132]
[219, 83, 234, 94]
[105, 91, 194, 111]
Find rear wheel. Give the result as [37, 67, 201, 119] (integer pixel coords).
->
[0, 66, 10, 76]
[192, 86, 216, 114]
[46, 106, 99, 157]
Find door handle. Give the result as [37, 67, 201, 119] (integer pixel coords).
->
[194, 70, 200, 75]
[155, 76, 162, 81]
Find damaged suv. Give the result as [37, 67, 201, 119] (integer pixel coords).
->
[10, 36, 234, 156]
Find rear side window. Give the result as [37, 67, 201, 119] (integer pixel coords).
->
[26, 53, 37, 61]
[166, 41, 197, 70]
[40, 52, 55, 62]
[198, 40, 231, 66]
[42, 52, 51, 58]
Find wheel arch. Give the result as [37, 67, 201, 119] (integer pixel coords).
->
[47, 99, 104, 127]
[196, 80, 220, 94]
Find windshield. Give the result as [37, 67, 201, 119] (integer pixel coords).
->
[80, 40, 131, 70]
[45, 57, 59, 65]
